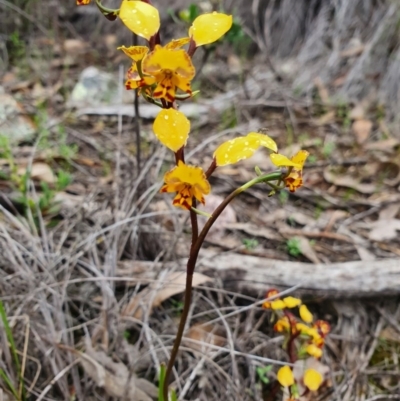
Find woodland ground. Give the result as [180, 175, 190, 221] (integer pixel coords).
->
[1, 1, 400, 401]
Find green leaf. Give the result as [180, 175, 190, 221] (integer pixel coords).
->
[256, 365, 272, 384]
[158, 364, 166, 401]
[0, 301, 19, 370]
[188, 3, 200, 22]
[56, 170, 72, 190]
[0, 369, 19, 400]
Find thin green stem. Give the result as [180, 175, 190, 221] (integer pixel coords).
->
[163, 171, 283, 399]
[191, 207, 211, 218]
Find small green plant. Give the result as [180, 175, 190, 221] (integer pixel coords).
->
[314, 204, 324, 220]
[0, 301, 26, 401]
[158, 364, 177, 401]
[220, 106, 238, 130]
[170, 299, 184, 315]
[177, 3, 200, 24]
[256, 365, 272, 384]
[287, 238, 302, 257]
[298, 133, 310, 145]
[337, 101, 351, 129]
[307, 154, 317, 163]
[8, 31, 26, 62]
[0, 134, 72, 225]
[224, 18, 251, 54]
[342, 187, 355, 201]
[322, 142, 335, 158]
[243, 238, 259, 250]
[279, 190, 289, 205]
[35, 109, 78, 162]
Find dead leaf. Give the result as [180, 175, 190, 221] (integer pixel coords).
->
[352, 119, 372, 144]
[340, 44, 365, 58]
[378, 161, 400, 186]
[365, 138, 399, 152]
[349, 104, 365, 120]
[368, 204, 400, 241]
[63, 39, 88, 55]
[53, 192, 83, 209]
[224, 222, 281, 241]
[379, 204, 400, 220]
[293, 236, 320, 264]
[379, 327, 400, 343]
[122, 271, 212, 319]
[314, 110, 336, 126]
[355, 245, 376, 261]
[79, 350, 157, 401]
[18, 162, 55, 184]
[184, 323, 226, 353]
[314, 77, 330, 104]
[323, 169, 376, 194]
[289, 212, 316, 227]
[323, 210, 348, 232]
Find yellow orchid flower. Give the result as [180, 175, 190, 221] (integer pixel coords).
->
[77, 0, 90, 4]
[270, 299, 286, 310]
[214, 132, 277, 167]
[296, 322, 311, 334]
[262, 289, 279, 308]
[270, 150, 309, 192]
[153, 109, 190, 152]
[301, 327, 324, 347]
[303, 368, 323, 391]
[313, 320, 331, 337]
[264, 296, 302, 310]
[277, 366, 295, 387]
[142, 45, 195, 102]
[118, 45, 149, 62]
[189, 12, 233, 46]
[118, 46, 155, 90]
[119, 0, 160, 41]
[165, 38, 191, 49]
[299, 304, 313, 323]
[274, 316, 290, 332]
[161, 161, 211, 210]
[123, 63, 154, 90]
[306, 343, 323, 358]
[282, 296, 302, 308]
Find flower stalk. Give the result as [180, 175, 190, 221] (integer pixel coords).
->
[163, 171, 284, 400]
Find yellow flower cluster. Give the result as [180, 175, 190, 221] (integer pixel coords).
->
[76, 1, 309, 212]
[117, 1, 231, 102]
[263, 289, 330, 399]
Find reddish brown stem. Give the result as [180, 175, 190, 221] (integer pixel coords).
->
[163, 187, 239, 400]
[284, 310, 300, 363]
[205, 159, 217, 179]
[162, 172, 284, 400]
[175, 147, 185, 164]
[187, 39, 197, 57]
